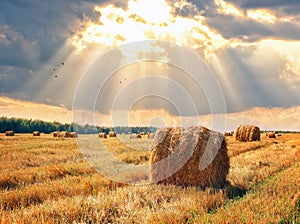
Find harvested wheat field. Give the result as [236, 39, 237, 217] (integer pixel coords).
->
[0, 133, 299, 223]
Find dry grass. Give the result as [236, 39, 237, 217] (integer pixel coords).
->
[0, 133, 299, 223]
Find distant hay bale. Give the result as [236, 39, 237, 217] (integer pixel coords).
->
[109, 131, 116, 137]
[57, 131, 71, 138]
[150, 126, 229, 188]
[268, 132, 276, 138]
[69, 132, 78, 138]
[98, 132, 107, 138]
[224, 131, 233, 137]
[130, 134, 141, 139]
[53, 131, 59, 137]
[140, 132, 145, 135]
[236, 125, 260, 142]
[33, 131, 40, 136]
[5, 131, 14, 136]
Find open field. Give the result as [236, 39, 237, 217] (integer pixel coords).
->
[0, 133, 299, 223]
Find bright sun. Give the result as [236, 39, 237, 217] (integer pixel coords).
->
[71, 0, 226, 58]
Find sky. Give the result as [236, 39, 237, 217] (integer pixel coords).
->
[0, 0, 300, 130]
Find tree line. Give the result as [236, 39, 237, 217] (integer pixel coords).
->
[0, 117, 156, 134]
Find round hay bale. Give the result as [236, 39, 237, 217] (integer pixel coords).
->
[33, 131, 40, 136]
[268, 132, 276, 138]
[5, 131, 14, 136]
[98, 132, 107, 138]
[52, 131, 59, 137]
[224, 132, 233, 137]
[57, 131, 71, 138]
[150, 126, 229, 188]
[236, 125, 260, 142]
[69, 132, 78, 138]
[109, 131, 116, 137]
[129, 133, 141, 139]
[140, 132, 145, 135]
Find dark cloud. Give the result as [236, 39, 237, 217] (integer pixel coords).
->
[206, 14, 300, 41]
[227, 0, 300, 16]
[0, 0, 99, 63]
[0, 0, 102, 96]
[213, 47, 300, 112]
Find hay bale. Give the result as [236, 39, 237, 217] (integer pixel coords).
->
[130, 134, 141, 139]
[5, 131, 14, 136]
[109, 131, 116, 137]
[268, 132, 276, 138]
[140, 132, 145, 135]
[98, 132, 107, 138]
[52, 131, 59, 137]
[150, 126, 229, 188]
[235, 125, 260, 142]
[69, 132, 78, 138]
[57, 131, 71, 138]
[33, 131, 40, 136]
[224, 131, 233, 137]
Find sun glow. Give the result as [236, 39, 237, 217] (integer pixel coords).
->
[72, 0, 227, 58]
[214, 0, 244, 18]
[247, 9, 277, 24]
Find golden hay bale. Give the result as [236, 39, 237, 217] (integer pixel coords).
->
[52, 131, 59, 137]
[109, 131, 116, 137]
[268, 132, 276, 138]
[33, 131, 40, 136]
[150, 126, 229, 188]
[98, 132, 107, 138]
[5, 131, 14, 136]
[130, 134, 141, 139]
[57, 131, 71, 138]
[224, 132, 233, 137]
[69, 132, 78, 138]
[140, 132, 145, 135]
[235, 125, 260, 142]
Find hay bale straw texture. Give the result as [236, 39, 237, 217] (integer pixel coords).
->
[150, 126, 229, 188]
[5, 131, 15, 136]
[109, 131, 116, 137]
[33, 131, 40, 136]
[236, 125, 260, 142]
[98, 132, 107, 138]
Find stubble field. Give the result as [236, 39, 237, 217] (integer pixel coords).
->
[0, 133, 299, 223]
